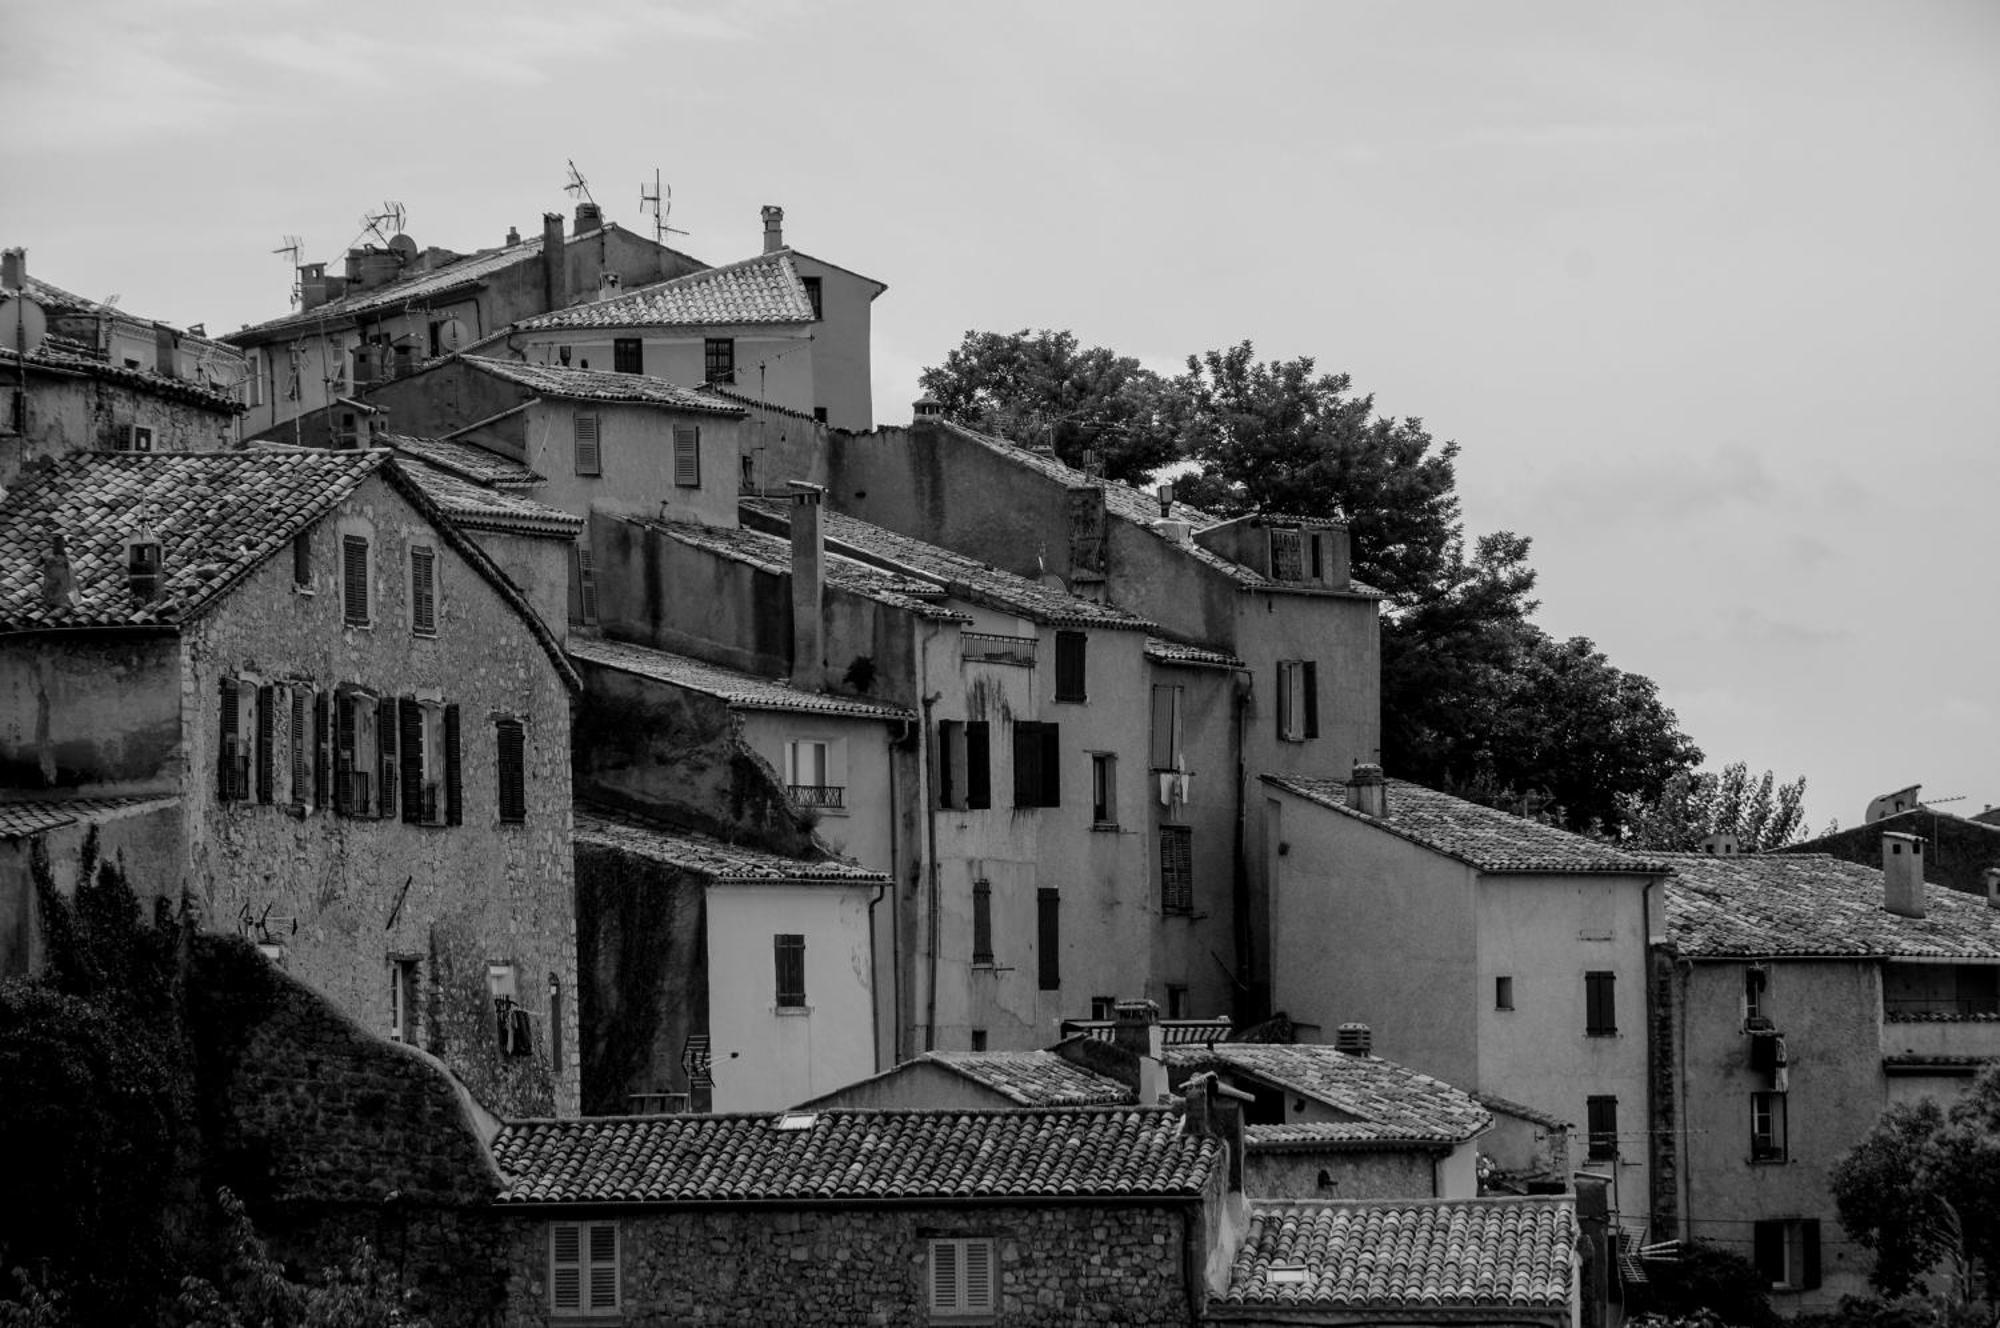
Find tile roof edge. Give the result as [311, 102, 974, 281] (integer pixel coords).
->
[643, 519, 970, 622]
[783, 247, 889, 296]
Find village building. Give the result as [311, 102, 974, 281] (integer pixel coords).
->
[1784, 784, 2000, 900]
[1652, 845, 2000, 1309]
[2, 248, 247, 484]
[0, 450, 581, 1115]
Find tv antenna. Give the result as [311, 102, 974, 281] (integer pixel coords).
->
[564, 160, 594, 206]
[273, 235, 304, 306]
[360, 202, 406, 245]
[639, 168, 691, 246]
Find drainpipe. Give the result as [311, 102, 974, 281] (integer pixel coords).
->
[919, 625, 943, 1052]
[866, 879, 887, 1073]
[873, 713, 911, 1069]
[1231, 666, 1255, 1020]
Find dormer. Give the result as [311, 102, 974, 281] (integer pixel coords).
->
[1191, 513, 1351, 589]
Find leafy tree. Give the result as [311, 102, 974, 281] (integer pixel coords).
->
[171, 1189, 429, 1328]
[1618, 763, 1809, 852]
[1635, 1239, 1779, 1328]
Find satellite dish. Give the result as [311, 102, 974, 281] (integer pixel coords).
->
[438, 317, 469, 352]
[0, 294, 48, 356]
[388, 233, 419, 260]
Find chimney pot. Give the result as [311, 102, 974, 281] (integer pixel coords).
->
[1882, 831, 1926, 919]
[761, 205, 785, 254]
[507, 225, 521, 246]
[1, 247, 23, 292]
[1334, 1022, 1372, 1056]
[912, 394, 942, 419]
[1347, 763, 1388, 818]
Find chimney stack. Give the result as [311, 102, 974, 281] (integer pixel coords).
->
[1180, 1072, 1250, 1195]
[541, 213, 566, 312]
[1, 247, 23, 291]
[912, 395, 943, 419]
[1112, 998, 1167, 1102]
[507, 225, 521, 246]
[40, 532, 73, 609]
[1334, 1022, 1372, 1056]
[1346, 763, 1388, 819]
[788, 481, 825, 688]
[761, 205, 785, 254]
[1882, 832, 1926, 919]
[1700, 832, 1741, 856]
[154, 325, 178, 378]
[574, 201, 603, 234]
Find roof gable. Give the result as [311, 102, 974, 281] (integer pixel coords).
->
[1162, 1044, 1492, 1142]
[456, 356, 745, 414]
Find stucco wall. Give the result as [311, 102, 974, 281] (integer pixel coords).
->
[460, 526, 572, 646]
[0, 632, 182, 793]
[1, 370, 237, 484]
[1246, 1147, 1440, 1201]
[798, 1058, 1015, 1110]
[179, 471, 579, 1116]
[1152, 660, 1249, 1023]
[514, 326, 815, 424]
[794, 254, 877, 430]
[515, 398, 743, 530]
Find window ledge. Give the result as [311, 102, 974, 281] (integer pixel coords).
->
[1585, 1031, 1621, 1039]
[1091, 822, 1120, 832]
[292, 585, 315, 597]
[412, 628, 437, 640]
[774, 1004, 813, 1017]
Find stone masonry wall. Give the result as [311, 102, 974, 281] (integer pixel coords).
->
[1247, 1147, 1439, 1201]
[496, 1201, 1198, 1327]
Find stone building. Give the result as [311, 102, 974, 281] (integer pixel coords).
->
[0, 450, 581, 1115]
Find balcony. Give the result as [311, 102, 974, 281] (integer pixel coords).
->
[788, 784, 846, 810]
[961, 631, 1037, 667]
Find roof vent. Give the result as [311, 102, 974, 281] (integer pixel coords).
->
[1334, 1023, 1372, 1056]
[1267, 1266, 1311, 1285]
[773, 1111, 818, 1131]
[1156, 482, 1174, 518]
[1882, 831, 1926, 919]
[1346, 763, 1388, 819]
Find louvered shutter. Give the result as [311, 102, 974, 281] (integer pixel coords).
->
[1055, 631, 1086, 701]
[333, 694, 356, 814]
[443, 704, 462, 825]
[1303, 661, 1320, 738]
[573, 414, 601, 476]
[1161, 825, 1193, 914]
[962, 1238, 995, 1313]
[289, 689, 308, 809]
[218, 677, 239, 800]
[587, 1223, 618, 1310]
[376, 696, 400, 817]
[410, 547, 436, 635]
[399, 699, 423, 823]
[930, 1239, 959, 1312]
[341, 535, 369, 624]
[255, 685, 275, 803]
[550, 1224, 582, 1312]
[1276, 664, 1291, 740]
[1270, 527, 1304, 581]
[314, 691, 330, 811]
[497, 720, 526, 823]
[672, 424, 700, 487]
[965, 722, 990, 809]
[577, 548, 599, 625]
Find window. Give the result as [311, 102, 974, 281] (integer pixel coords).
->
[289, 687, 311, 811]
[1150, 685, 1183, 770]
[216, 677, 256, 803]
[292, 532, 312, 591]
[1276, 660, 1318, 741]
[573, 413, 601, 476]
[1011, 722, 1060, 808]
[246, 350, 264, 407]
[802, 275, 823, 319]
[1751, 1091, 1788, 1163]
[1091, 996, 1116, 1020]
[549, 972, 564, 1073]
[703, 337, 735, 384]
[254, 684, 276, 804]
[409, 546, 437, 636]
[1037, 889, 1060, 990]
[569, 546, 599, 626]
[1745, 965, 1768, 1026]
[1090, 753, 1117, 826]
[1160, 825, 1193, 915]
[928, 1237, 996, 1320]
[389, 958, 419, 1043]
[341, 535, 370, 625]
[785, 739, 843, 809]
[939, 721, 991, 811]
[1167, 984, 1188, 1018]
[774, 934, 806, 1008]
[1309, 532, 1325, 581]
[672, 423, 700, 488]
[812, 406, 828, 423]
[972, 879, 993, 965]
[612, 337, 643, 374]
[496, 719, 527, 824]
[1269, 527, 1305, 581]
[331, 690, 396, 818]
[1054, 631, 1086, 701]
[1586, 970, 1617, 1035]
[969, 1029, 987, 1051]
[550, 1221, 619, 1316]
[1496, 975, 1515, 1011]
[1754, 1219, 1821, 1291]
[397, 699, 462, 827]
[966, 722, 990, 808]
[1586, 1095, 1619, 1159]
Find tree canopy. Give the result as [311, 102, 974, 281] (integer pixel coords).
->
[1618, 762, 1810, 852]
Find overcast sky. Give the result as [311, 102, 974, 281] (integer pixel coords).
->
[4, 0, 1993, 832]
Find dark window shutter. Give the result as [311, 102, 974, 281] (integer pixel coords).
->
[972, 879, 993, 964]
[376, 696, 400, 816]
[1800, 1220, 1822, 1289]
[334, 694, 356, 814]
[1269, 528, 1304, 581]
[613, 338, 643, 374]
[1303, 662, 1319, 738]
[936, 722, 957, 809]
[567, 545, 586, 624]
[573, 415, 601, 476]
[1055, 631, 1086, 701]
[966, 722, 990, 809]
[1036, 889, 1060, 990]
[1150, 686, 1178, 769]
[1309, 533, 1324, 581]
[1041, 725, 1060, 806]
[550, 973, 563, 1073]
[443, 704, 462, 825]
[342, 535, 369, 624]
[289, 689, 308, 807]
[255, 685, 275, 803]
[218, 676, 239, 800]
[399, 698, 423, 823]
[1275, 664, 1290, 740]
[1161, 825, 1193, 914]
[1753, 1221, 1783, 1284]
[774, 934, 806, 1005]
[497, 720, 526, 823]
[314, 690, 330, 811]
[293, 531, 311, 588]
[1013, 724, 1036, 807]
[411, 547, 436, 635]
[1587, 971, 1617, 1034]
[577, 548, 599, 625]
[673, 425, 700, 487]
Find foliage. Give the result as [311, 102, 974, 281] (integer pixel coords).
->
[1618, 762, 1809, 852]
[1831, 1067, 2000, 1302]
[171, 1189, 429, 1328]
[1792, 1293, 1999, 1328]
[1634, 1240, 1779, 1328]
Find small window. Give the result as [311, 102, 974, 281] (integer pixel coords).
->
[389, 958, 419, 1043]
[1160, 825, 1193, 915]
[812, 406, 828, 424]
[1586, 1095, 1618, 1159]
[1150, 685, 1183, 770]
[1745, 965, 1768, 1025]
[341, 535, 370, 625]
[397, 699, 461, 827]
[573, 414, 601, 476]
[1167, 984, 1189, 1019]
[785, 739, 843, 810]
[1090, 996, 1116, 1020]
[292, 531, 312, 591]
[1276, 660, 1319, 741]
[801, 275, 823, 319]
[1269, 527, 1305, 581]
[774, 934, 807, 1008]
[672, 423, 700, 488]
[1011, 722, 1060, 808]
[1586, 970, 1617, 1036]
[1036, 889, 1060, 991]
[1308, 532, 1324, 581]
[972, 879, 993, 965]
[960, 721, 991, 809]
[704, 337, 735, 385]
[613, 337, 643, 374]
[928, 1236, 996, 1320]
[550, 1221, 619, 1315]
[1496, 975, 1515, 1011]
[1054, 630, 1087, 702]
[1752, 1091, 1788, 1163]
[1754, 1219, 1822, 1291]
[496, 719, 527, 824]
[1090, 753, 1116, 826]
[216, 677, 256, 803]
[410, 546, 437, 637]
[969, 1029, 987, 1051]
[569, 546, 599, 626]
[288, 687, 311, 812]
[254, 684, 276, 804]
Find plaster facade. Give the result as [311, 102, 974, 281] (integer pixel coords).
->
[0, 364, 239, 485]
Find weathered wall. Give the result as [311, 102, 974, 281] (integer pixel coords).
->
[0, 800, 184, 975]
[516, 325, 815, 423]
[1152, 660, 1249, 1023]
[0, 632, 183, 793]
[797, 1058, 1015, 1110]
[737, 708, 894, 869]
[1246, 1147, 1439, 1201]
[1, 370, 237, 484]
[516, 399, 744, 530]
[793, 254, 877, 431]
[459, 525, 572, 646]
[361, 360, 530, 452]
[180, 471, 579, 1116]
[496, 1201, 1199, 1327]
[1786, 813, 2000, 900]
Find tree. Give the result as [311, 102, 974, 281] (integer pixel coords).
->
[1618, 763, 1809, 852]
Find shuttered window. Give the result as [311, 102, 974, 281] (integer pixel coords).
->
[972, 879, 993, 965]
[774, 934, 806, 1008]
[1037, 889, 1060, 991]
[1011, 722, 1060, 808]
[1586, 1094, 1618, 1159]
[399, 698, 424, 823]
[292, 532, 311, 590]
[289, 688, 310, 810]
[410, 546, 437, 636]
[217, 677, 245, 801]
[549, 1221, 619, 1315]
[964, 721, 990, 810]
[254, 685, 276, 803]
[573, 414, 601, 476]
[928, 1237, 997, 1318]
[341, 536, 370, 625]
[1276, 661, 1318, 741]
[497, 719, 527, 824]
[672, 424, 700, 488]
[1586, 970, 1617, 1035]
[1149, 685, 1182, 770]
[313, 691, 330, 812]
[1753, 1218, 1821, 1291]
[334, 692, 359, 815]
[612, 337, 643, 374]
[375, 696, 400, 816]
[1269, 527, 1305, 581]
[1054, 630, 1086, 702]
[443, 703, 462, 826]
[1160, 825, 1193, 915]
[570, 546, 599, 626]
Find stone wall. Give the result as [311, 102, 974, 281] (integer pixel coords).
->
[495, 1200, 1200, 1327]
[1, 371, 236, 485]
[1246, 1146, 1440, 1201]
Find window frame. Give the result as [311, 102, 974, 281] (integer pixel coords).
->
[801, 275, 823, 320]
[291, 531, 313, 592]
[774, 933, 807, 1009]
[1585, 970, 1617, 1036]
[549, 1220, 620, 1316]
[1090, 752, 1117, 827]
[389, 957, 419, 1044]
[1275, 660, 1319, 742]
[1496, 975, 1515, 1011]
[1751, 1090, 1789, 1164]
[1036, 888, 1060, 991]
[1586, 1094, 1619, 1160]
[972, 878, 993, 966]
[927, 1235, 997, 1320]
[612, 337, 643, 374]
[1011, 721, 1061, 809]
[1160, 824, 1193, 916]
[703, 337, 735, 385]
[1269, 526, 1305, 582]
[1053, 630, 1087, 702]
[1754, 1218, 1822, 1291]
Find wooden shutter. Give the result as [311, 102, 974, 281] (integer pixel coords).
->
[1752, 1221, 1783, 1285]
[255, 685, 275, 803]
[376, 696, 400, 817]
[218, 676, 239, 800]
[1276, 663, 1293, 740]
[443, 704, 462, 825]
[1270, 527, 1304, 581]
[972, 879, 993, 964]
[292, 531, 311, 588]
[1799, 1220, 1822, 1290]
[314, 690, 330, 812]
[289, 689, 308, 808]
[1587, 971, 1616, 1034]
[1067, 486, 1107, 576]
[965, 722, 990, 809]
[573, 414, 601, 476]
[672, 424, 700, 487]
[586, 1220, 617, 1311]
[613, 337, 642, 374]
[341, 535, 368, 624]
[497, 720, 527, 823]
[577, 547, 599, 624]
[936, 722, 958, 809]
[1150, 686, 1179, 769]
[1040, 725, 1060, 806]
[930, 1239, 959, 1313]
[1161, 825, 1193, 914]
[550, 1223, 582, 1312]
[333, 693, 356, 814]
[410, 547, 436, 635]
[775, 934, 806, 1006]
[963, 1239, 995, 1313]
[1012, 723, 1039, 808]
[1303, 661, 1320, 738]
[1055, 631, 1086, 701]
[399, 698, 424, 823]
[1037, 888, 1060, 990]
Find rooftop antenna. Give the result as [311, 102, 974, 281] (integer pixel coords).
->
[359, 202, 406, 245]
[638, 168, 691, 247]
[564, 160, 594, 206]
[272, 235, 304, 306]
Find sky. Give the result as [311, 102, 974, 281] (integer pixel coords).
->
[3, 0, 1994, 832]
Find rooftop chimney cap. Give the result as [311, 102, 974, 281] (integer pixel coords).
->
[1, 247, 24, 291]
[761, 205, 785, 254]
[1334, 1023, 1373, 1056]
[912, 395, 943, 418]
[1113, 998, 1160, 1026]
[1349, 763, 1386, 785]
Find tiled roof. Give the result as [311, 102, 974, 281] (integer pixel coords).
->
[922, 1052, 1131, 1107]
[491, 1107, 1217, 1204]
[573, 808, 886, 884]
[740, 498, 1157, 633]
[0, 795, 179, 840]
[515, 250, 815, 331]
[0, 451, 385, 630]
[397, 460, 582, 537]
[1244, 1123, 1458, 1151]
[567, 637, 913, 719]
[1146, 637, 1245, 670]
[386, 434, 541, 487]
[1218, 1198, 1576, 1309]
[1066, 1018, 1237, 1046]
[1162, 1045, 1491, 1143]
[1662, 852, 2000, 960]
[649, 519, 968, 622]
[1, 344, 244, 414]
[458, 357, 745, 414]
[1476, 1092, 1572, 1131]
[1263, 776, 1672, 875]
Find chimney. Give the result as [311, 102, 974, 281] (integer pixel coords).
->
[40, 532, 73, 609]
[541, 212, 566, 311]
[912, 394, 943, 419]
[1700, 832, 1741, 856]
[125, 535, 163, 603]
[1113, 998, 1167, 1103]
[1984, 867, 2000, 910]
[1, 247, 23, 291]
[574, 201, 603, 234]
[154, 325, 177, 378]
[298, 262, 328, 312]
[506, 225, 521, 246]
[762, 205, 785, 254]
[1180, 1072, 1249, 1195]
[788, 481, 825, 688]
[1346, 763, 1388, 818]
[1882, 832, 1926, 919]
[1334, 1022, 1372, 1056]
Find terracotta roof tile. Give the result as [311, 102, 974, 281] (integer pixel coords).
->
[567, 637, 913, 719]
[1162, 1045, 1491, 1143]
[1244, 1123, 1457, 1151]
[386, 434, 541, 487]
[573, 807, 886, 884]
[459, 357, 745, 413]
[1663, 852, 2000, 960]
[516, 251, 815, 331]
[648, 518, 967, 622]
[396, 459, 582, 537]
[1264, 776, 1671, 875]
[1220, 1197, 1577, 1308]
[1, 344, 244, 414]
[923, 1052, 1132, 1107]
[0, 794, 179, 839]
[492, 1107, 1217, 1204]
[1145, 637, 1245, 670]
